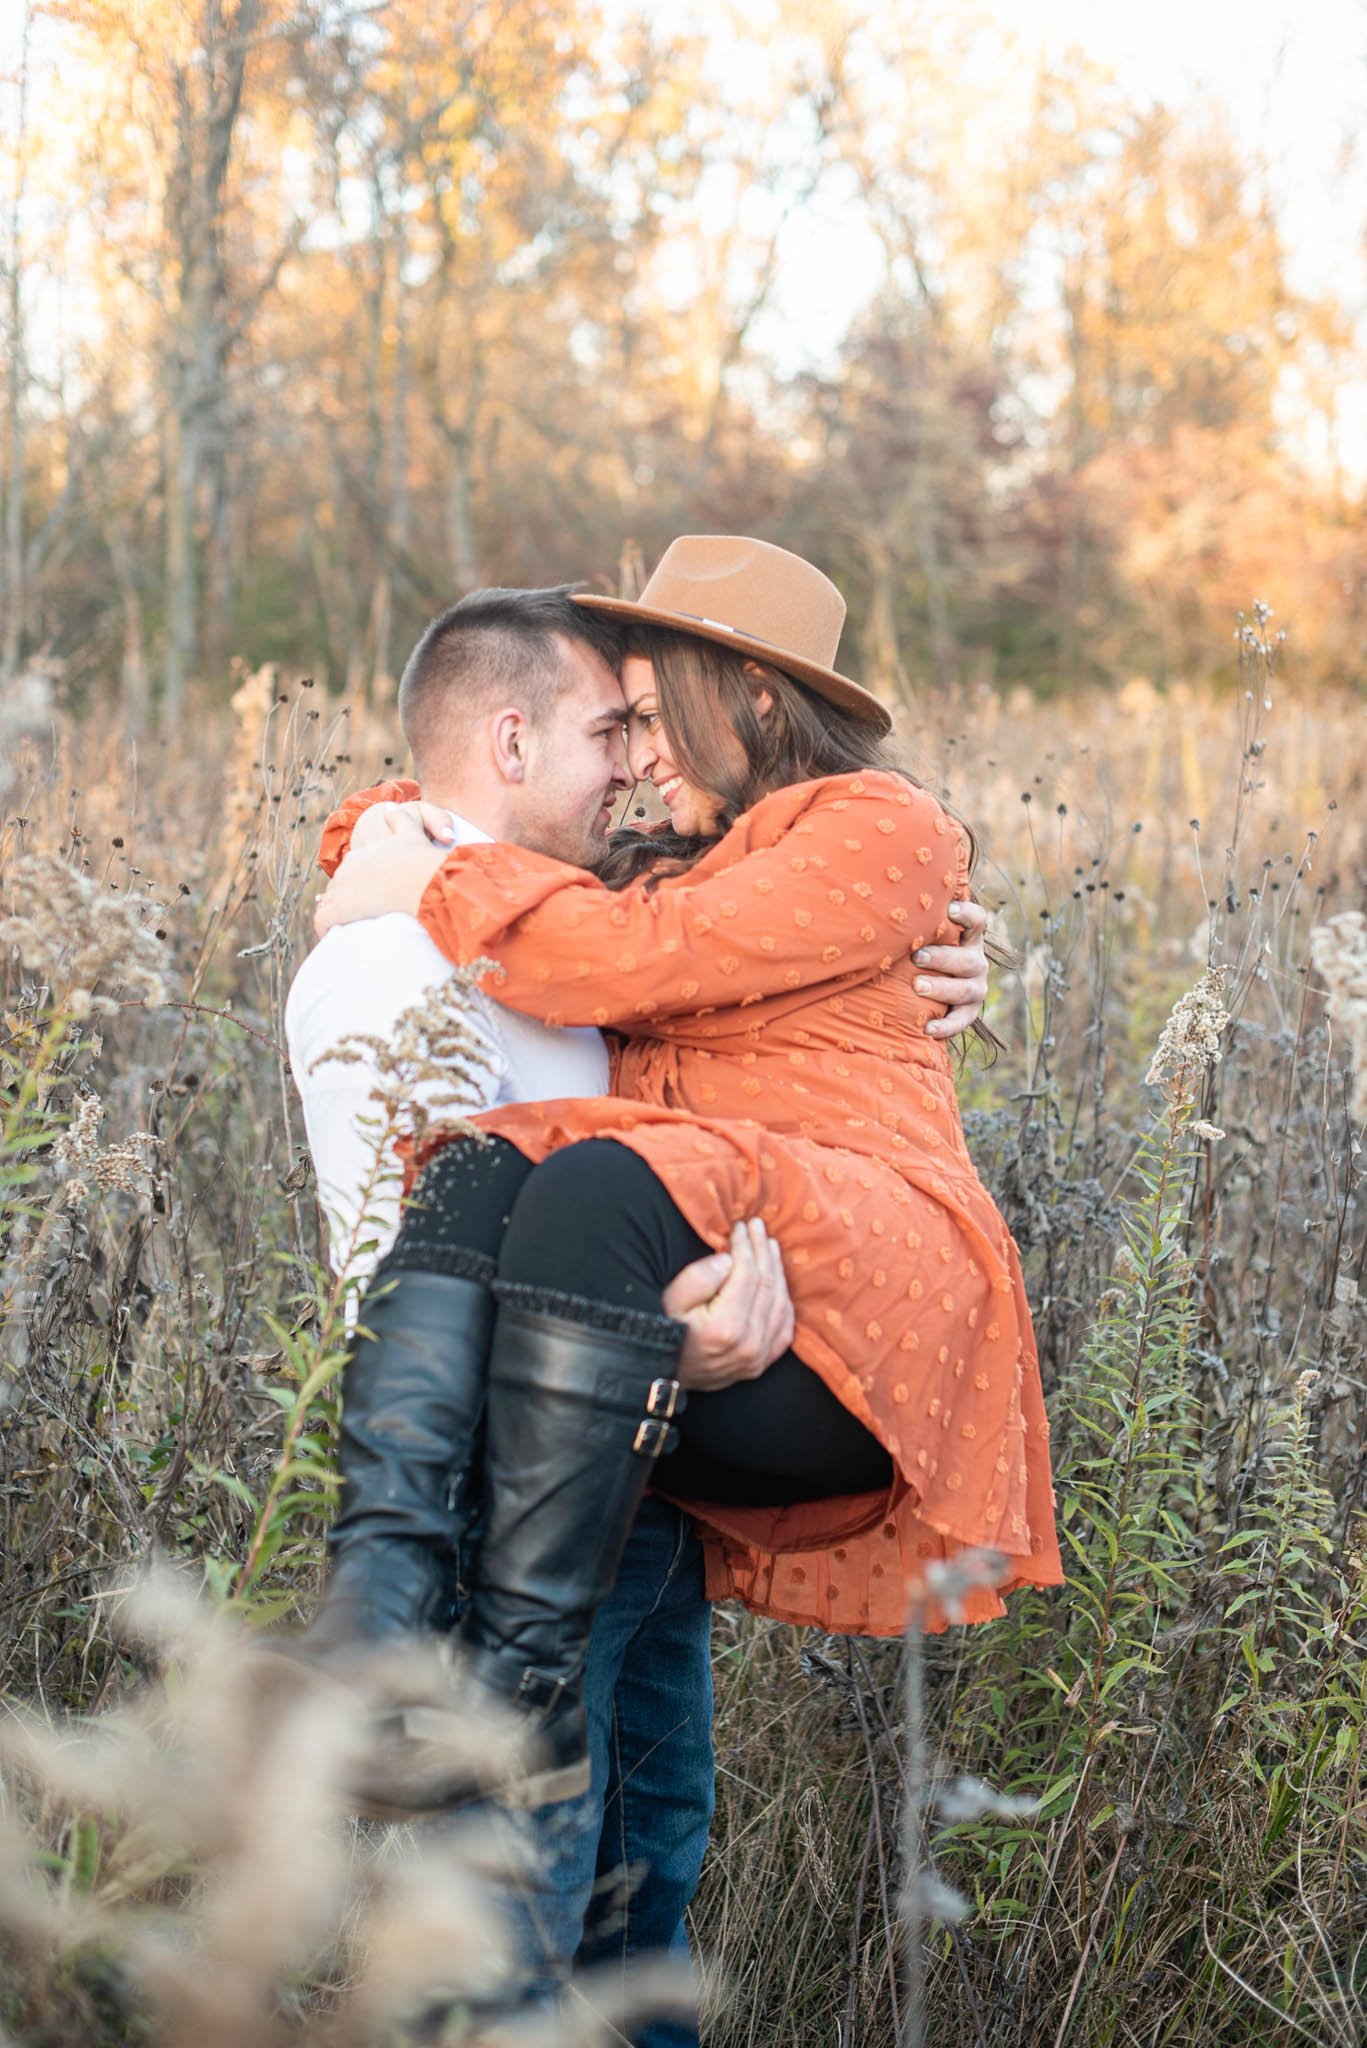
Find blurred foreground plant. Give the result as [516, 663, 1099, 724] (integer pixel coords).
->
[0, 1574, 522, 2047]
[0, 1572, 693, 2046]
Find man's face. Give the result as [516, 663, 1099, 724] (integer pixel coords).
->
[513, 636, 632, 869]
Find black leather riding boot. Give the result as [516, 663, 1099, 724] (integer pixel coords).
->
[458, 1284, 686, 1807]
[304, 1256, 495, 1660]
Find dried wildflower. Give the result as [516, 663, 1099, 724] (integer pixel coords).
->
[0, 853, 168, 1013]
[51, 1097, 152, 1213]
[1236, 600, 1281, 666]
[92, 1131, 159, 1194]
[1190, 1120, 1225, 1144]
[1310, 911, 1367, 1124]
[327, 964, 504, 1156]
[51, 1089, 104, 1171]
[311, 969, 506, 1294]
[1145, 967, 1230, 1100]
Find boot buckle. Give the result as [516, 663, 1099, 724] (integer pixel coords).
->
[632, 1417, 674, 1459]
[515, 1668, 567, 1711]
[645, 1377, 683, 1419]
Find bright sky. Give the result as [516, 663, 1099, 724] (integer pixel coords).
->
[1000, 0, 1365, 303]
[977, 0, 1367, 476]
[699, 0, 1367, 472]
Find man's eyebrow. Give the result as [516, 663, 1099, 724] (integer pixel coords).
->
[588, 708, 627, 729]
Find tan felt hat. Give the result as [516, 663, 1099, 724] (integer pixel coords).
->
[572, 534, 892, 735]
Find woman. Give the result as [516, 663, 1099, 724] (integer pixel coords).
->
[313, 536, 1062, 1806]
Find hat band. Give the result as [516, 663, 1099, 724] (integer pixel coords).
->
[674, 608, 788, 656]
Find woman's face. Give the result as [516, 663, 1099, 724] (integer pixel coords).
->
[621, 654, 731, 836]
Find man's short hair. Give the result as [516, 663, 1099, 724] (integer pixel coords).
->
[398, 585, 624, 774]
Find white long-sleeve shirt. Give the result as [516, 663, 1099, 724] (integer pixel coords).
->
[284, 808, 609, 1299]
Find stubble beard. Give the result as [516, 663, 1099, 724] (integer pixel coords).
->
[518, 800, 611, 875]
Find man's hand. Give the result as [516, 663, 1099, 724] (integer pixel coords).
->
[914, 899, 989, 1039]
[665, 1219, 794, 1392]
[350, 799, 457, 853]
[314, 836, 450, 938]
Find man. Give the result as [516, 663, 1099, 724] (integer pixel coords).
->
[286, 583, 988, 2047]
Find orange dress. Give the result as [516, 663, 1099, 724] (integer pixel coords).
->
[321, 770, 1063, 1635]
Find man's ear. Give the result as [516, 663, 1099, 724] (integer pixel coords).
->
[490, 707, 529, 783]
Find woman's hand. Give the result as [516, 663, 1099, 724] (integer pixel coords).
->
[914, 899, 989, 1038]
[665, 1220, 795, 1391]
[350, 799, 459, 853]
[314, 836, 451, 938]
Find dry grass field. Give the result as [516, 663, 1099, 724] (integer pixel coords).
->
[1, 625, 1364, 2046]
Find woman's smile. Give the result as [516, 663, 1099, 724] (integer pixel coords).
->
[620, 653, 723, 836]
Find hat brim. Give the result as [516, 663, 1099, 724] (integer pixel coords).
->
[570, 591, 892, 735]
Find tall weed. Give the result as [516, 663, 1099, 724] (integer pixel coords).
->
[0, 646, 1364, 2044]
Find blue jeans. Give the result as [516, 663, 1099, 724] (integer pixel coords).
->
[499, 1496, 714, 2048]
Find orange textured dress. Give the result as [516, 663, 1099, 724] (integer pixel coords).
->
[321, 770, 1063, 1635]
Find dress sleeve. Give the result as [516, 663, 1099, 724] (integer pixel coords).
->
[319, 779, 421, 876]
[413, 774, 971, 1030]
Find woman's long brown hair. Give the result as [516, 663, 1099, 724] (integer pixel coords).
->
[594, 624, 1003, 1056]
[597, 622, 975, 879]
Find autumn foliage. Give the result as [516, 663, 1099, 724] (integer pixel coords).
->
[1, 1, 1362, 714]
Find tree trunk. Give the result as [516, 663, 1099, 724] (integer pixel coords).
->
[109, 528, 149, 732]
[1, 2, 31, 680]
[445, 431, 480, 593]
[159, 0, 260, 724]
[903, 373, 954, 691]
[389, 216, 410, 559]
[910, 473, 953, 686]
[371, 257, 409, 705]
[860, 533, 908, 704]
[162, 391, 198, 719]
[366, 567, 392, 705]
[202, 422, 236, 669]
[357, 169, 398, 697]
[442, 340, 484, 593]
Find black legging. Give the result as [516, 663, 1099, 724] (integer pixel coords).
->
[386, 1136, 893, 1508]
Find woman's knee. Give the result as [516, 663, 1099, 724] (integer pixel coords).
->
[392, 1135, 535, 1266]
[496, 1142, 699, 1306]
